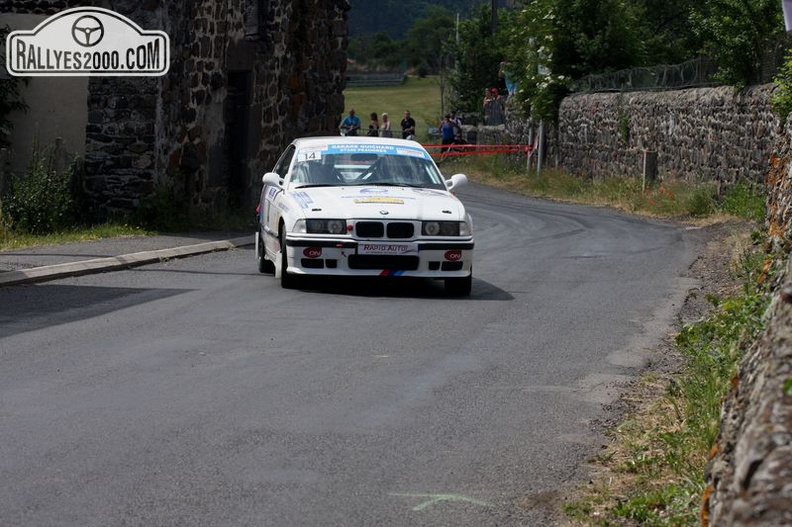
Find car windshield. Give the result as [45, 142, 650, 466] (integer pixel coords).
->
[289, 144, 447, 190]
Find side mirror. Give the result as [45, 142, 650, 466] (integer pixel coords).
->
[262, 172, 282, 187]
[445, 173, 468, 191]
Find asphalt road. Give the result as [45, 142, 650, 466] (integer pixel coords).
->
[0, 183, 704, 526]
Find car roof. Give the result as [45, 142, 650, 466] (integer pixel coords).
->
[291, 136, 427, 150]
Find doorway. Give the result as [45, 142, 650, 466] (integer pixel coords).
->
[224, 70, 251, 208]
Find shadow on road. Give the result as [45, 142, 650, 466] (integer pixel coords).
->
[290, 276, 514, 301]
[0, 284, 188, 338]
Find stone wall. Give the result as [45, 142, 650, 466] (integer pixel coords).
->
[2, 0, 349, 218]
[703, 121, 792, 526]
[555, 86, 779, 184]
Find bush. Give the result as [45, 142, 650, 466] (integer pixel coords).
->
[685, 185, 717, 217]
[772, 51, 792, 123]
[2, 154, 78, 234]
[133, 181, 190, 232]
[720, 182, 766, 222]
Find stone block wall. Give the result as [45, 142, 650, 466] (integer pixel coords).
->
[555, 86, 779, 184]
[704, 120, 792, 526]
[2, 0, 349, 218]
[101, 0, 348, 217]
[85, 77, 159, 211]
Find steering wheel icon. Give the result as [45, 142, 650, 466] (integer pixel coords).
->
[72, 15, 104, 47]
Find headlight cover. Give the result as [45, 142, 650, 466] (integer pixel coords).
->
[294, 219, 348, 234]
[422, 221, 470, 236]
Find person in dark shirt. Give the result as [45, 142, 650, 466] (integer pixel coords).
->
[440, 114, 456, 153]
[367, 112, 380, 136]
[400, 110, 416, 139]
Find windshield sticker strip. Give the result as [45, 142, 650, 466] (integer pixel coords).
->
[324, 144, 431, 159]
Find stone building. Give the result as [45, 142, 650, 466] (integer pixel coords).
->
[1, 0, 349, 217]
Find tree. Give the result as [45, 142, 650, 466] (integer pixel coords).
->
[544, 0, 647, 78]
[689, 0, 786, 87]
[631, 0, 701, 65]
[347, 32, 404, 71]
[404, 5, 456, 75]
[448, 3, 504, 113]
[499, 0, 654, 121]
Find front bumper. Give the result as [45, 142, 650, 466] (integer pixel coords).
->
[284, 236, 474, 277]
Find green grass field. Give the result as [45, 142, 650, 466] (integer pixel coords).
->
[342, 76, 444, 143]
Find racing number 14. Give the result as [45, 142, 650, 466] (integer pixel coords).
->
[298, 151, 321, 162]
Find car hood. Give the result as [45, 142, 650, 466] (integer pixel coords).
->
[288, 185, 467, 220]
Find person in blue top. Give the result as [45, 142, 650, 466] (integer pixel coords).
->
[340, 108, 361, 136]
[439, 114, 457, 153]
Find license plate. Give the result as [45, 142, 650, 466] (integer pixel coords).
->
[357, 242, 418, 255]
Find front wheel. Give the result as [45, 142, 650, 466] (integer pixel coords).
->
[445, 273, 472, 297]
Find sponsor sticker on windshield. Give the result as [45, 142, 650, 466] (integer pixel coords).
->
[6, 6, 169, 76]
[325, 143, 431, 160]
[395, 148, 426, 158]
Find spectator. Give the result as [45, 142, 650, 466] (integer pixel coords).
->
[439, 114, 456, 153]
[499, 59, 517, 97]
[450, 110, 463, 141]
[483, 87, 505, 125]
[400, 110, 416, 139]
[340, 108, 361, 136]
[367, 112, 380, 136]
[380, 113, 393, 137]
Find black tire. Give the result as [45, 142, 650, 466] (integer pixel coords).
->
[257, 232, 275, 274]
[280, 231, 298, 289]
[445, 273, 472, 297]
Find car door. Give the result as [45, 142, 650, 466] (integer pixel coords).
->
[262, 145, 296, 254]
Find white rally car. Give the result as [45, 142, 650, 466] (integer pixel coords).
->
[255, 136, 474, 295]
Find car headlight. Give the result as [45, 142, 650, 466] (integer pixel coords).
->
[295, 219, 348, 234]
[422, 221, 469, 236]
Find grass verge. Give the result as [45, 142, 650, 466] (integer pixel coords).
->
[562, 237, 772, 526]
[343, 75, 444, 143]
[0, 222, 155, 252]
[439, 154, 765, 222]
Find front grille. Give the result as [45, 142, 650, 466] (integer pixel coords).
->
[348, 255, 420, 270]
[355, 221, 414, 239]
[387, 223, 414, 238]
[355, 222, 384, 237]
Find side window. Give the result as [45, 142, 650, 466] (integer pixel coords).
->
[273, 146, 295, 178]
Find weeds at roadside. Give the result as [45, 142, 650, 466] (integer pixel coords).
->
[441, 155, 764, 222]
[0, 223, 154, 252]
[1, 166, 252, 252]
[562, 227, 772, 526]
